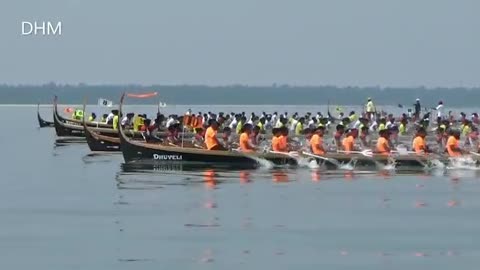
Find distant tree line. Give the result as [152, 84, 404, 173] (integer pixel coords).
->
[0, 83, 478, 107]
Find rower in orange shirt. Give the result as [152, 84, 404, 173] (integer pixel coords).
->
[446, 130, 463, 157]
[310, 126, 325, 155]
[204, 120, 226, 150]
[342, 128, 358, 154]
[272, 127, 289, 152]
[412, 127, 429, 155]
[376, 129, 391, 155]
[239, 124, 256, 153]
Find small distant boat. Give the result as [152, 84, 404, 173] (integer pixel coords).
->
[37, 104, 54, 128]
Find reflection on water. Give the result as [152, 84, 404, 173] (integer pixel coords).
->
[6, 105, 480, 269]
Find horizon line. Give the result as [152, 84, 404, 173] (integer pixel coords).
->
[0, 83, 480, 90]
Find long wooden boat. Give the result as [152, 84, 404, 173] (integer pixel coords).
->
[118, 93, 297, 168]
[84, 122, 121, 151]
[53, 96, 115, 137]
[37, 104, 54, 128]
[54, 96, 112, 128]
[53, 100, 85, 137]
[306, 152, 433, 170]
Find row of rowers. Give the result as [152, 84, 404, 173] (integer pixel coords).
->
[199, 119, 465, 158]
[183, 110, 415, 135]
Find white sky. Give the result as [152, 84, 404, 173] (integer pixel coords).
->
[0, 0, 479, 87]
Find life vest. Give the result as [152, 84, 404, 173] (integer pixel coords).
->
[73, 109, 84, 120]
[195, 116, 203, 128]
[295, 122, 303, 135]
[399, 123, 406, 135]
[183, 115, 191, 127]
[113, 115, 119, 130]
[257, 122, 264, 133]
[366, 101, 375, 112]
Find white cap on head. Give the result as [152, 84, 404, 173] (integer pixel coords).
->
[416, 98, 420, 101]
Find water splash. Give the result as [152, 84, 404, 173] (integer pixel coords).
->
[447, 157, 480, 170]
[375, 159, 396, 171]
[250, 156, 274, 169]
[339, 159, 356, 171]
[428, 159, 446, 170]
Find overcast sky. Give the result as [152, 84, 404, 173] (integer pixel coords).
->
[0, 0, 479, 87]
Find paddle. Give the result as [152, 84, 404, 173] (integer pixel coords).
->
[469, 151, 480, 157]
[337, 149, 373, 157]
[269, 150, 300, 159]
[301, 152, 341, 167]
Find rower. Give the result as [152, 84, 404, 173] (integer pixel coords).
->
[295, 117, 305, 136]
[378, 118, 387, 131]
[461, 120, 472, 136]
[133, 114, 144, 131]
[279, 126, 289, 150]
[310, 126, 326, 155]
[192, 128, 206, 148]
[126, 113, 136, 128]
[446, 129, 463, 157]
[272, 128, 288, 152]
[205, 120, 225, 151]
[112, 110, 120, 130]
[100, 114, 108, 123]
[166, 123, 180, 144]
[106, 110, 116, 124]
[256, 117, 266, 134]
[412, 127, 429, 155]
[399, 119, 407, 135]
[236, 116, 246, 134]
[376, 129, 391, 155]
[239, 124, 257, 153]
[342, 128, 358, 154]
[250, 126, 261, 146]
[359, 126, 370, 148]
[72, 109, 84, 120]
[88, 113, 96, 122]
[333, 124, 345, 149]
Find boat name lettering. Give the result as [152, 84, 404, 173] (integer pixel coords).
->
[153, 154, 183, 160]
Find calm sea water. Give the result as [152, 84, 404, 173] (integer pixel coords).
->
[1, 105, 480, 269]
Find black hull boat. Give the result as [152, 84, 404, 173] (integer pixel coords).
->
[53, 98, 85, 137]
[309, 153, 433, 171]
[37, 104, 54, 128]
[53, 96, 114, 137]
[118, 93, 297, 169]
[84, 124, 121, 152]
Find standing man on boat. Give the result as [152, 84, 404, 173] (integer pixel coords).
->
[435, 101, 445, 126]
[414, 98, 421, 120]
[365, 97, 376, 120]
